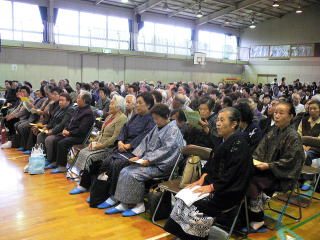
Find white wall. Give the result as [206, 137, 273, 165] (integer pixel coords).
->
[0, 47, 243, 88]
[240, 5, 320, 84]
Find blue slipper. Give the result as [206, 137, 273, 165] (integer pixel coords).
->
[105, 207, 122, 215]
[86, 196, 90, 203]
[50, 168, 67, 174]
[23, 150, 31, 155]
[301, 185, 311, 191]
[69, 187, 87, 195]
[44, 163, 56, 170]
[17, 147, 24, 151]
[122, 209, 140, 217]
[97, 202, 113, 209]
[241, 226, 267, 233]
[45, 160, 50, 166]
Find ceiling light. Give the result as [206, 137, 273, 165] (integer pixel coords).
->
[224, 20, 230, 25]
[121, 0, 129, 3]
[196, 9, 203, 18]
[249, 18, 256, 29]
[272, 1, 279, 7]
[296, 6, 303, 13]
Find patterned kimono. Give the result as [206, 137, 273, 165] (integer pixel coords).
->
[114, 120, 185, 204]
[248, 125, 305, 219]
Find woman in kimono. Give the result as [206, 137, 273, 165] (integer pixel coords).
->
[164, 107, 252, 240]
[105, 104, 185, 216]
[71, 92, 155, 201]
[69, 95, 127, 194]
[247, 101, 304, 232]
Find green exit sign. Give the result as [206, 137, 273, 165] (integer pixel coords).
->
[102, 49, 112, 54]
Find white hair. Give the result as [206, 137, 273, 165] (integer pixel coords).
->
[125, 94, 136, 104]
[112, 95, 126, 113]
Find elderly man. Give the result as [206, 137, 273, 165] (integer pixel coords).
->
[47, 92, 94, 174]
[171, 94, 192, 111]
[292, 93, 305, 115]
[247, 101, 305, 232]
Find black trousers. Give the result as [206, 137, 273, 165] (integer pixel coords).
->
[56, 136, 83, 167]
[4, 118, 19, 136]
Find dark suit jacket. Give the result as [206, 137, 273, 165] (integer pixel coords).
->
[47, 105, 75, 135]
[65, 105, 94, 138]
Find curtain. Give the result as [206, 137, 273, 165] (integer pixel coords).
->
[39, 7, 59, 43]
[39, 6, 48, 43]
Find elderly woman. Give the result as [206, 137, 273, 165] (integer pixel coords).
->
[70, 92, 155, 201]
[164, 107, 252, 240]
[105, 104, 185, 216]
[185, 96, 219, 149]
[297, 100, 320, 191]
[69, 95, 127, 194]
[235, 102, 262, 154]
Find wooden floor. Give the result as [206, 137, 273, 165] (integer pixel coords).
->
[0, 148, 319, 240]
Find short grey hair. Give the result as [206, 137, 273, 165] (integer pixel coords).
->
[113, 95, 126, 113]
[81, 92, 92, 105]
[174, 94, 186, 105]
[125, 94, 136, 104]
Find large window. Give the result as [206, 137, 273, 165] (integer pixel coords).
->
[198, 31, 238, 60]
[54, 9, 129, 49]
[138, 22, 192, 55]
[0, 0, 43, 42]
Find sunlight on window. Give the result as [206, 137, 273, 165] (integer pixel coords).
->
[107, 16, 130, 50]
[198, 30, 238, 60]
[0, 0, 13, 40]
[54, 9, 79, 45]
[80, 12, 107, 47]
[0, 0, 42, 42]
[138, 21, 191, 55]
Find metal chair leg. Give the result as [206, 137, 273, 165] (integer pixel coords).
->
[226, 200, 243, 240]
[151, 191, 166, 228]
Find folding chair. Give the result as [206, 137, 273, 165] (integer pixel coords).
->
[295, 166, 320, 206]
[67, 123, 95, 173]
[265, 172, 303, 230]
[151, 145, 212, 228]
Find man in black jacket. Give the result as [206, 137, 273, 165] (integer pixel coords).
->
[47, 92, 94, 173]
[37, 93, 74, 157]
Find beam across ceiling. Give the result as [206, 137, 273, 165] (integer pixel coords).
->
[95, 0, 104, 5]
[196, 0, 265, 26]
[135, 0, 164, 14]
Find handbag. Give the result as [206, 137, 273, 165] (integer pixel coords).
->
[179, 155, 202, 188]
[89, 173, 111, 208]
[28, 144, 46, 175]
[145, 186, 172, 221]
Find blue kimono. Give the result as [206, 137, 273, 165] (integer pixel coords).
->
[114, 120, 186, 204]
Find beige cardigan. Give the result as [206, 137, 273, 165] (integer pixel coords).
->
[96, 112, 127, 149]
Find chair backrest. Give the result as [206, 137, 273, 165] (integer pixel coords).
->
[82, 123, 95, 144]
[181, 145, 213, 160]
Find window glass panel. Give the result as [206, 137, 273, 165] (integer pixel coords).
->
[198, 30, 238, 60]
[13, 2, 43, 32]
[0, 0, 12, 30]
[80, 11, 106, 47]
[138, 21, 191, 55]
[54, 9, 79, 45]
